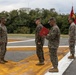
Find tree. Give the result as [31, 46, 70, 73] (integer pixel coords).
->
[0, 8, 70, 34]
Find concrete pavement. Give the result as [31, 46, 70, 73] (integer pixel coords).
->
[5, 50, 36, 62]
[6, 37, 69, 63]
[7, 37, 69, 46]
[5, 37, 76, 75]
[63, 58, 76, 75]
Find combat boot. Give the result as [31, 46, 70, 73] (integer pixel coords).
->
[1, 58, 8, 63]
[0, 59, 5, 64]
[49, 68, 59, 72]
[36, 62, 44, 65]
[68, 54, 75, 59]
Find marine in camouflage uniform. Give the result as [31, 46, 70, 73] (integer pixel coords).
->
[35, 18, 45, 65]
[68, 18, 76, 59]
[46, 17, 60, 72]
[0, 17, 8, 64]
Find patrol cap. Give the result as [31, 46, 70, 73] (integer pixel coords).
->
[48, 17, 56, 23]
[34, 17, 41, 22]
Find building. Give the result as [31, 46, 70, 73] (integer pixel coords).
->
[20, 7, 31, 14]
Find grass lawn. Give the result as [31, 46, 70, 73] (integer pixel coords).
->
[8, 34, 35, 36]
[8, 34, 68, 38]
[8, 34, 35, 38]
[61, 35, 68, 38]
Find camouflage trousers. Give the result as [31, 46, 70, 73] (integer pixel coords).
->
[36, 44, 44, 62]
[69, 42, 75, 55]
[0, 43, 7, 59]
[49, 47, 58, 68]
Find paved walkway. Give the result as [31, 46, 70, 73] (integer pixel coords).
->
[63, 57, 76, 75]
[4, 37, 76, 75]
[5, 50, 36, 62]
[7, 37, 69, 46]
[0, 47, 68, 75]
[45, 46, 76, 75]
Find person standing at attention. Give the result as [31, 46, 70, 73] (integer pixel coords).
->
[46, 17, 60, 72]
[68, 18, 76, 59]
[35, 18, 45, 65]
[0, 17, 8, 64]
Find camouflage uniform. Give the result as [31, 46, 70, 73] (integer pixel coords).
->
[0, 24, 7, 60]
[46, 25, 60, 68]
[35, 24, 45, 62]
[69, 22, 76, 55]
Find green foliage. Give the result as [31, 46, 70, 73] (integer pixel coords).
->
[14, 27, 30, 34]
[0, 8, 70, 34]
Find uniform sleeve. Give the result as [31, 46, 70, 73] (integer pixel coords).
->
[46, 33, 50, 40]
[36, 26, 43, 43]
[46, 27, 58, 40]
[69, 25, 75, 40]
[49, 28, 58, 40]
[0, 27, 2, 42]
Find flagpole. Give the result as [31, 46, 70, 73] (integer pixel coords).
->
[72, 2, 73, 7]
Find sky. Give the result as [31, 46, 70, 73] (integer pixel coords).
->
[0, 0, 76, 14]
